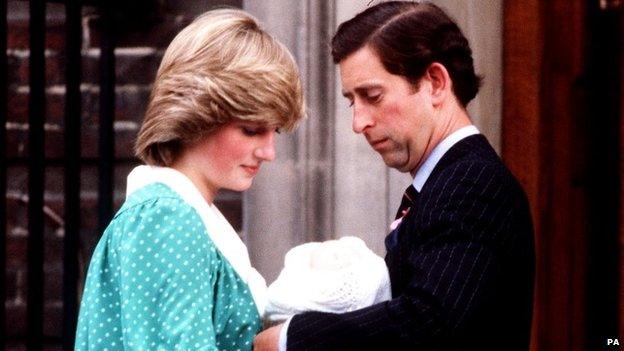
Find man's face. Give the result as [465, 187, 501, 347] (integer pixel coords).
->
[339, 45, 437, 174]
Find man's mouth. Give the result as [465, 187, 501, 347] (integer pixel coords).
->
[369, 138, 389, 150]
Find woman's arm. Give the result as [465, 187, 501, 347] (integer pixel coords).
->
[117, 199, 220, 350]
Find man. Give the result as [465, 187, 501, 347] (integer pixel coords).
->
[254, 2, 535, 350]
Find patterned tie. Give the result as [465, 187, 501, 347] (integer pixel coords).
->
[394, 184, 418, 220]
[386, 184, 419, 254]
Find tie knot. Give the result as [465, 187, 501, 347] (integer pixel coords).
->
[395, 185, 418, 220]
[403, 185, 418, 204]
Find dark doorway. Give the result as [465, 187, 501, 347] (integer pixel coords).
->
[503, 1, 622, 351]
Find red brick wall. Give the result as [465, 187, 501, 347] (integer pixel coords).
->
[5, 1, 242, 349]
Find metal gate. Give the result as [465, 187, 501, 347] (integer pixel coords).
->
[2, 1, 117, 349]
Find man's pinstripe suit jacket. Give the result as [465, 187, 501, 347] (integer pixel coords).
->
[286, 134, 535, 351]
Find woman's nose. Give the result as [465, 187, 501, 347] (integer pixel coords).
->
[255, 132, 276, 161]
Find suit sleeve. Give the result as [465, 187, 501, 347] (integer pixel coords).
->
[115, 199, 220, 350]
[287, 161, 525, 350]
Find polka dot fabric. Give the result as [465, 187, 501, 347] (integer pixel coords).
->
[75, 183, 261, 350]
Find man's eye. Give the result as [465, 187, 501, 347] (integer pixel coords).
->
[366, 94, 381, 103]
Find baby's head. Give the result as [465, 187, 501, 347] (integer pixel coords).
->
[309, 237, 361, 271]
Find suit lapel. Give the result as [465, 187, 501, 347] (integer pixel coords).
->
[384, 134, 495, 296]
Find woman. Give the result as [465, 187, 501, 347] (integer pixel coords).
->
[75, 8, 304, 350]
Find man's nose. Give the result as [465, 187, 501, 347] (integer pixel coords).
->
[352, 104, 374, 133]
[255, 132, 276, 161]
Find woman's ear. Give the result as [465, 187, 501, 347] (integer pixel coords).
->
[423, 62, 451, 106]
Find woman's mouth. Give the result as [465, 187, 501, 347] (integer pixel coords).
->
[242, 165, 260, 176]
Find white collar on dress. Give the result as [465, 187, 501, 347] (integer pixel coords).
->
[412, 125, 480, 191]
[126, 165, 267, 316]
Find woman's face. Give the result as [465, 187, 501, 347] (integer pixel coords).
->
[175, 120, 277, 201]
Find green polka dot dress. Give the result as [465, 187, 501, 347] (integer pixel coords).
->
[75, 166, 267, 350]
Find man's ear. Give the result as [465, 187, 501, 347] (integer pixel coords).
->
[423, 62, 451, 106]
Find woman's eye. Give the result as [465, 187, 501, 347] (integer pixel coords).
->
[347, 99, 354, 107]
[242, 127, 259, 136]
[242, 126, 270, 136]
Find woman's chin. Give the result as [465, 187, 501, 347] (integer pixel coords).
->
[227, 180, 254, 192]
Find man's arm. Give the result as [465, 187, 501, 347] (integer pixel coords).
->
[276, 161, 533, 351]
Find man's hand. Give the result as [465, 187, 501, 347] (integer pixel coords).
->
[253, 323, 283, 351]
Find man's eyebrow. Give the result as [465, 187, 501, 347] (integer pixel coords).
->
[354, 83, 382, 92]
[342, 83, 382, 98]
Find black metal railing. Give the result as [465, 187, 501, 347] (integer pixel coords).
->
[3, 1, 116, 349]
[97, 2, 115, 237]
[62, 1, 82, 349]
[26, 2, 46, 350]
[0, 0, 7, 346]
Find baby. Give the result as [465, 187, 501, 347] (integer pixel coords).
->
[265, 236, 391, 323]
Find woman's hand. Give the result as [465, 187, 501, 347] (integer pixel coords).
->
[253, 323, 283, 351]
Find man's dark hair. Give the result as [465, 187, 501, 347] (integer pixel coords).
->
[331, 1, 481, 107]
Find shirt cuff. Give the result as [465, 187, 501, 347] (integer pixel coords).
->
[278, 317, 293, 351]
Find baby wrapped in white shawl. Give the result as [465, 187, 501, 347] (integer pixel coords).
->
[265, 236, 392, 323]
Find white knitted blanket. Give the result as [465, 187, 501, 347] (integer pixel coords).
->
[265, 236, 391, 323]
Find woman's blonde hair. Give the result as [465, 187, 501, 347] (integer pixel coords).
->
[135, 8, 306, 166]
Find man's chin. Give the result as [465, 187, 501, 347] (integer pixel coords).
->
[380, 155, 410, 173]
